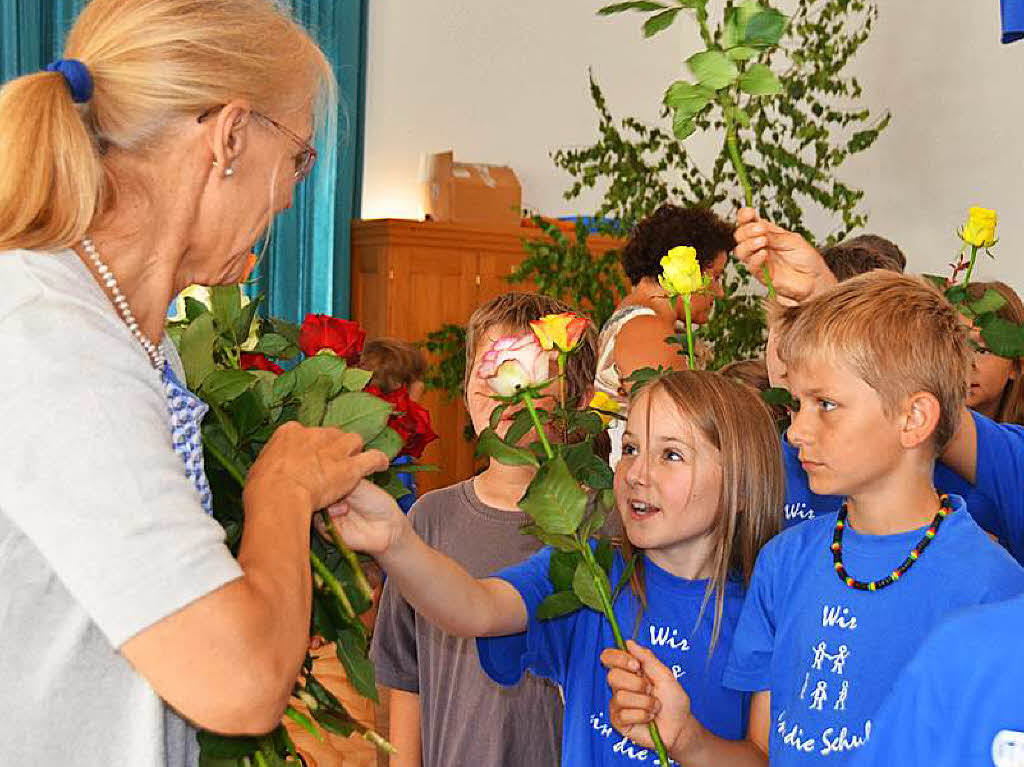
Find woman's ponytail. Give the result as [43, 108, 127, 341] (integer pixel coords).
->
[0, 69, 103, 251]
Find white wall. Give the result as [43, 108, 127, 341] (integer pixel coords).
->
[362, 0, 1024, 288]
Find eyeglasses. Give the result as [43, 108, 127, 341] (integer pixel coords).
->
[197, 105, 317, 181]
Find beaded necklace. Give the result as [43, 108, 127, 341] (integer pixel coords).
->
[80, 237, 166, 370]
[831, 494, 954, 592]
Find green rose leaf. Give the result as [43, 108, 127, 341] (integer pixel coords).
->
[298, 375, 332, 427]
[549, 549, 583, 591]
[664, 80, 714, 119]
[201, 369, 257, 406]
[341, 367, 374, 392]
[643, 7, 681, 37]
[255, 332, 291, 357]
[233, 295, 262, 346]
[293, 354, 347, 397]
[738, 63, 783, 95]
[504, 407, 538, 446]
[269, 317, 301, 347]
[981, 318, 1024, 358]
[744, 8, 787, 47]
[367, 426, 403, 461]
[945, 285, 969, 305]
[272, 368, 298, 401]
[582, 506, 608, 540]
[968, 288, 1008, 316]
[184, 296, 209, 322]
[209, 285, 242, 335]
[572, 560, 606, 613]
[179, 312, 217, 390]
[371, 468, 412, 500]
[613, 552, 639, 600]
[249, 370, 277, 409]
[519, 454, 588, 535]
[536, 590, 584, 620]
[232, 389, 270, 439]
[322, 391, 393, 442]
[520, 523, 578, 553]
[687, 50, 739, 91]
[196, 731, 260, 758]
[595, 538, 615, 576]
[476, 427, 540, 467]
[335, 629, 379, 703]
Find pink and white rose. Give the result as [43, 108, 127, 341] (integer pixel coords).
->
[477, 333, 554, 397]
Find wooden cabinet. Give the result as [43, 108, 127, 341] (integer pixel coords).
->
[350, 218, 622, 493]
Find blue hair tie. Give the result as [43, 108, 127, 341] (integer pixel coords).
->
[45, 58, 93, 104]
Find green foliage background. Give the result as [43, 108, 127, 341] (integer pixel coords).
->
[426, 0, 890, 401]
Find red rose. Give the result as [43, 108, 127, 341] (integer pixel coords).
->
[240, 352, 284, 375]
[367, 386, 439, 460]
[299, 314, 366, 364]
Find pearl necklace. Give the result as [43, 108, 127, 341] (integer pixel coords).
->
[81, 238, 166, 370]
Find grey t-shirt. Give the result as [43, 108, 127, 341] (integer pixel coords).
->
[371, 479, 563, 766]
[0, 249, 243, 765]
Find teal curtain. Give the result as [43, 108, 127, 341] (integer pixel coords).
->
[1, 1, 86, 79]
[1, 0, 367, 324]
[251, 0, 368, 323]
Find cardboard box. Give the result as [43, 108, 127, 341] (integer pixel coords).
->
[422, 150, 522, 227]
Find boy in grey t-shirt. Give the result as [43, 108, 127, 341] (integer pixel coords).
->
[371, 292, 597, 766]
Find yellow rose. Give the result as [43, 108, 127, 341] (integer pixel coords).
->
[587, 391, 621, 428]
[658, 246, 704, 296]
[960, 206, 998, 248]
[530, 312, 590, 352]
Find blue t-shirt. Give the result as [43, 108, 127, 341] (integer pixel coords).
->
[1003, 0, 1024, 42]
[781, 417, 1017, 562]
[723, 496, 1024, 766]
[478, 548, 749, 766]
[974, 412, 1024, 561]
[848, 593, 1024, 767]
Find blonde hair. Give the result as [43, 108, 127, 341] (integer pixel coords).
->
[778, 271, 970, 450]
[621, 370, 783, 652]
[464, 292, 598, 406]
[967, 281, 1024, 426]
[0, 0, 337, 252]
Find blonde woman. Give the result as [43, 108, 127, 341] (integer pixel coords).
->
[0, 2, 386, 765]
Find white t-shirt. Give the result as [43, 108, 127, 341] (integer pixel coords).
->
[0, 249, 243, 765]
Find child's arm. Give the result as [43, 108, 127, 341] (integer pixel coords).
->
[733, 207, 836, 304]
[602, 641, 770, 767]
[940, 406, 978, 484]
[330, 480, 527, 638]
[388, 688, 422, 767]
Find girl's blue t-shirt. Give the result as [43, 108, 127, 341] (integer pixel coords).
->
[477, 548, 749, 766]
[723, 495, 1024, 766]
[848, 593, 1024, 767]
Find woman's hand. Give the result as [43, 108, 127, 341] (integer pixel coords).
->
[244, 422, 389, 514]
[602, 640, 697, 757]
[734, 207, 835, 304]
[327, 479, 409, 557]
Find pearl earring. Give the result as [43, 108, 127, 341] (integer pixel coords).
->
[212, 160, 235, 178]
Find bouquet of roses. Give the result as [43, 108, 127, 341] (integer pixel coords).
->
[472, 312, 674, 765]
[167, 287, 437, 766]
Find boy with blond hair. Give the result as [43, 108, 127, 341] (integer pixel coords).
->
[600, 270, 1024, 766]
[371, 292, 597, 766]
